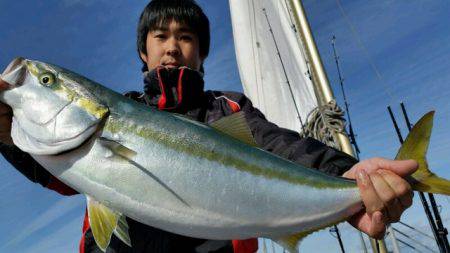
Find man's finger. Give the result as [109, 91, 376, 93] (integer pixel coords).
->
[379, 169, 413, 208]
[0, 115, 12, 129]
[370, 172, 403, 222]
[0, 103, 12, 115]
[375, 158, 418, 177]
[369, 211, 387, 239]
[356, 169, 384, 214]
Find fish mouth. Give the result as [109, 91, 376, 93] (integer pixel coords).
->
[20, 99, 103, 147]
[1, 57, 26, 88]
[2, 57, 24, 76]
[12, 113, 101, 155]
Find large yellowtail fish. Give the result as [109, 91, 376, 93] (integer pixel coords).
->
[1, 58, 449, 252]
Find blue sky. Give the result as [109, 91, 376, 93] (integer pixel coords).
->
[0, 0, 449, 252]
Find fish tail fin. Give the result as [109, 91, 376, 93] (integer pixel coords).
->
[396, 111, 450, 195]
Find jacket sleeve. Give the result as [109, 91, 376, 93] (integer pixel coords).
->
[231, 93, 358, 176]
[0, 143, 78, 195]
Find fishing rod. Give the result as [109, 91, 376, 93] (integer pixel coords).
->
[331, 35, 360, 156]
[387, 104, 450, 252]
[263, 7, 348, 253]
[399, 102, 450, 252]
[262, 7, 306, 134]
[330, 35, 373, 253]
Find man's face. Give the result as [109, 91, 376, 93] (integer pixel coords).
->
[140, 20, 204, 71]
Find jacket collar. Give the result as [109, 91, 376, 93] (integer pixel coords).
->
[143, 66, 205, 113]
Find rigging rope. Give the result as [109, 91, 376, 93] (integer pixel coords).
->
[301, 99, 346, 150]
[335, 0, 395, 101]
[393, 227, 439, 253]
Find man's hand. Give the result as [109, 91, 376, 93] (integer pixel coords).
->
[0, 78, 13, 145]
[342, 158, 418, 239]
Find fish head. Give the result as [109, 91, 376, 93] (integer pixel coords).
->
[0, 57, 109, 155]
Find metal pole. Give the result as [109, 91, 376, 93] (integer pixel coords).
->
[270, 239, 276, 253]
[387, 106, 404, 143]
[286, 0, 353, 156]
[286, 2, 386, 252]
[330, 225, 346, 253]
[427, 195, 450, 251]
[357, 230, 368, 253]
[399, 102, 450, 252]
[370, 238, 388, 253]
[331, 35, 368, 253]
[387, 225, 401, 253]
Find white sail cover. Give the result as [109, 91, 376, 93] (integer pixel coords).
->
[229, 0, 318, 133]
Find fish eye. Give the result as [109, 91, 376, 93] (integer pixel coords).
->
[39, 73, 56, 86]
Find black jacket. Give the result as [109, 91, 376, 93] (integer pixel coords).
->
[0, 67, 358, 253]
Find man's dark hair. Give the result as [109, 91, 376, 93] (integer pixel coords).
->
[137, 0, 210, 72]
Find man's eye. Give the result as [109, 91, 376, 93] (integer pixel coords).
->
[155, 34, 166, 39]
[180, 35, 193, 41]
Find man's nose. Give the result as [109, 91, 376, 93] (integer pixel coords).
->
[165, 38, 181, 57]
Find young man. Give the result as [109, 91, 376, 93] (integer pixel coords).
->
[0, 0, 417, 252]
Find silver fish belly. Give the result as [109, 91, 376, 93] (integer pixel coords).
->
[34, 99, 362, 240]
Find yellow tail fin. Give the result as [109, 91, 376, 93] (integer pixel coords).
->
[396, 111, 450, 195]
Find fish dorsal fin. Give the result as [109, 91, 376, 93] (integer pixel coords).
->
[86, 196, 131, 251]
[99, 137, 137, 160]
[274, 231, 309, 253]
[209, 111, 257, 147]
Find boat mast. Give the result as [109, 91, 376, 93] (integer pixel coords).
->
[285, 1, 387, 252]
[286, 0, 353, 155]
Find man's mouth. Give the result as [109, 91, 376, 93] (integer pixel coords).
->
[163, 62, 180, 69]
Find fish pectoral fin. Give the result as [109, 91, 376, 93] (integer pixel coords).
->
[86, 196, 131, 251]
[99, 137, 137, 160]
[209, 111, 258, 147]
[273, 231, 310, 253]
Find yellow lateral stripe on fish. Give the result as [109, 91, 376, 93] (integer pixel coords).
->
[1, 58, 449, 253]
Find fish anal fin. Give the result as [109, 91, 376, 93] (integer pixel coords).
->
[209, 111, 258, 147]
[274, 231, 309, 253]
[113, 215, 132, 247]
[87, 196, 119, 252]
[396, 111, 450, 195]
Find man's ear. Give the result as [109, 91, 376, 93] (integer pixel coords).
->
[139, 51, 148, 63]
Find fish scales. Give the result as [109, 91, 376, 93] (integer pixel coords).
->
[2, 59, 360, 239]
[10, 58, 450, 252]
[34, 89, 361, 239]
